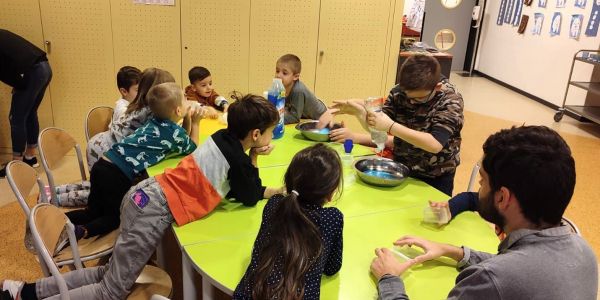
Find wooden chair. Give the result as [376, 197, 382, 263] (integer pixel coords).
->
[38, 127, 88, 205]
[6, 160, 48, 216]
[561, 216, 581, 236]
[85, 106, 113, 142]
[29, 203, 172, 299]
[466, 163, 480, 192]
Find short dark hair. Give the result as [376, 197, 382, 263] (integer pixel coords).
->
[482, 125, 576, 226]
[188, 66, 211, 84]
[227, 92, 279, 140]
[116, 66, 141, 90]
[398, 55, 441, 91]
[277, 54, 301, 74]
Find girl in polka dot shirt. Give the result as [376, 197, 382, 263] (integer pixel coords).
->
[234, 143, 344, 300]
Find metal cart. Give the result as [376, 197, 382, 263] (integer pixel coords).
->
[554, 49, 600, 124]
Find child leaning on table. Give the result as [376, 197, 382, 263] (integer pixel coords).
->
[1, 93, 283, 300]
[234, 143, 344, 300]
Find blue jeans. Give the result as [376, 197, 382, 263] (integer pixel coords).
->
[9, 60, 52, 155]
[413, 172, 455, 196]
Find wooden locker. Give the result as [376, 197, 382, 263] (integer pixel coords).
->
[181, 0, 250, 97]
[315, 0, 393, 103]
[248, 0, 320, 95]
[111, 0, 182, 86]
[0, 0, 53, 153]
[38, 0, 114, 145]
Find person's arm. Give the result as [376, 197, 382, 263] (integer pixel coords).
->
[284, 91, 304, 124]
[187, 106, 204, 146]
[368, 112, 444, 153]
[378, 275, 410, 300]
[331, 99, 370, 132]
[448, 192, 479, 218]
[393, 236, 465, 263]
[447, 264, 502, 300]
[323, 209, 344, 276]
[227, 161, 266, 207]
[370, 248, 417, 299]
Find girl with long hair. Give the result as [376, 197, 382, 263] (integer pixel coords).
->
[234, 143, 344, 300]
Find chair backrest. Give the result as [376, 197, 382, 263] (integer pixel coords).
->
[466, 163, 480, 192]
[29, 203, 79, 300]
[38, 127, 87, 199]
[85, 106, 113, 142]
[6, 160, 46, 216]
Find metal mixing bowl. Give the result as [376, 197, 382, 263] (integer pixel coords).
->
[295, 121, 341, 142]
[354, 157, 409, 187]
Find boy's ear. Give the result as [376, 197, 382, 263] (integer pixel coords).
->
[118, 87, 128, 96]
[293, 73, 300, 81]
[251, 128, 261, 141]
[434, 82, 443, 91]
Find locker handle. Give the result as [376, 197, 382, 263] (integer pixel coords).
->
[45, 40, 51, 54]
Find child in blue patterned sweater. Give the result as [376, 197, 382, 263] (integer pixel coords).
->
[67, 82, 204, 239]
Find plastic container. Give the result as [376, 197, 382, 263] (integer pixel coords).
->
[267, 78, 286, 139]
[422, 205, 451, 225]
[364, 97, 386, 153]
[341, 139, 355, 185]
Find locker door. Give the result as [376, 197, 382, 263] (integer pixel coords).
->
[181, 0, 250, 96]
[39, 0, 114, 144]
[0, 0, 53, 152]
[315, 0, 393, 102]
[249, 0, 320, 94]
[111, 0, 182, 86]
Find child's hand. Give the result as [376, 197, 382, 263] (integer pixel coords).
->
[329, 122, 355, 143]
[331, 99, 366, 117]
[316, 109, 335, 129]
[251, 144, 275, 156]
[204, 106, 219, 119]
[367, 110, 394, 132]
[191, 106, 205, 123]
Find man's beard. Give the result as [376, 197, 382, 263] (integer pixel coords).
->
[478, 191, 506, 230]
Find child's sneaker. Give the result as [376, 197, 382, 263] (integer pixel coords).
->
[23, 156, 39, 168]
[1, 280, 24, 300]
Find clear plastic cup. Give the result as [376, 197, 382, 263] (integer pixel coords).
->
[422, 205, 451, 225]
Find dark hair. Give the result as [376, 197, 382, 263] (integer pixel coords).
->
[116, 66, 141, 90]
[147, 82, 183, 120]
[227, 92, 279, 140]
[188, 66, 211, 84]
[277, 54, 302, 74]
[482, 125, 576, 226]
[251, 143, 343, 299]
[125, 68, 175, 115]
[398, 55, 441, 91]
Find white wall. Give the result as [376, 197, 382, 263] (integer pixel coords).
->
[475, 1, 599, 106]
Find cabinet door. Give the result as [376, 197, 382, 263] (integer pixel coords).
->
[39, 0, 114, 143]
[249, 0, 320, 94]
[0, 0, 53, 151]
[315, 0, 392, 102]
[181, 0, 250, 96]
[111, 0, 182, 86]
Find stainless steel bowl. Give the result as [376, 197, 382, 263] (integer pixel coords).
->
[295, 121, 341, 142]
[354, 157, 409, 187]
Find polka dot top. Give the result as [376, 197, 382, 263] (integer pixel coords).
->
[233, 194, 344, 299]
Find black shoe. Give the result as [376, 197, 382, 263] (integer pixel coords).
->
[23, 156, 39, 168]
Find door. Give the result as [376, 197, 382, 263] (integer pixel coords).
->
[314, 0, 392, 102]
[111, 0, 182, 86]
[421, 0, 477, 70]
[0, 0, 54, 152]
[248, 0, 320, 95]
[182, 0, 250, 95]
[39, 0, 114, 144]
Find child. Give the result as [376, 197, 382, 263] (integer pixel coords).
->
[67, 82, 202, 239]
[234, 143, 344, 300]
[184, 66, 229, 118]
[87, 67, 175, 169]
[275, 54, 329, 124]
[1, 94, 282, 300]
[113, 66, 141, 121]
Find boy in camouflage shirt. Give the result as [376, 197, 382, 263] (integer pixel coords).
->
[333, 55, 463, 195]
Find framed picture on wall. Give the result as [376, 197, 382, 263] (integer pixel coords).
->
[550, 12, 562, 35]
[586, 0, 600, 36]
[575, 0, 587, 8]
[570, 14, 584, 38]
[556, 0, 566, 7]
[539, 0, 548, 7]
[533, 13, 545, 34]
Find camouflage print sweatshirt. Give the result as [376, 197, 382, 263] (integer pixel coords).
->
[382, 79, 464, 178]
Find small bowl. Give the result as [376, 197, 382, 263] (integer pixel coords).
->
[295, 121, 341, 142]
[354, 157, 409, 187]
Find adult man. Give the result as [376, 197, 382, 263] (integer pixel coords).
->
[370, 126, 598, 299]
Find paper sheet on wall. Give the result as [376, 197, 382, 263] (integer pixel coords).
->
[550, 12, 562, 36]
[585, 1, 600, 36]
[133, 0, 175, 5]
[570, 14, 584, 39]
[556, 0, 566, 8]
[532, 13, 545, 35]
[512, 0, 525, 26]
[539, 0, 547, 7]
[574, 0, 587, 8]
[498, 0, 508, 25]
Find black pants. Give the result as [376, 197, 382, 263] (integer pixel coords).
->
[413, 172, 455, 196]
[66, 158, 132, 237]
[9, 60, 52, 155]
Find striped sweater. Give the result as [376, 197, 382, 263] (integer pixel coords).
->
[156, 129, 266, 226]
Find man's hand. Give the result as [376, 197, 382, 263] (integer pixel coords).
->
[370, 248, 417, 280]
[394, 236, 464, 263]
